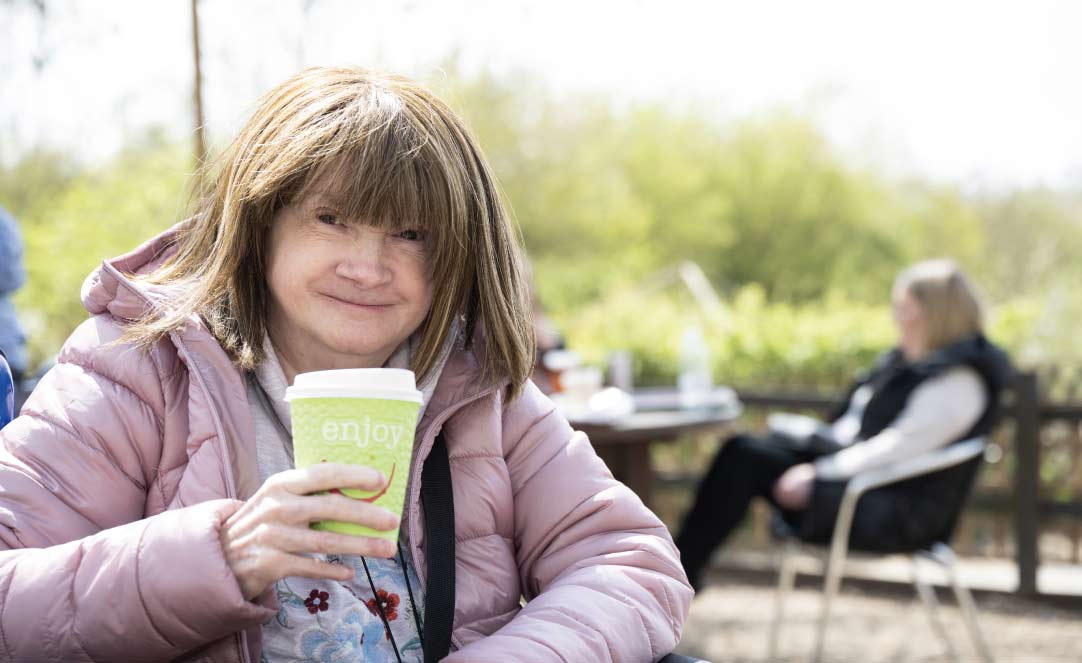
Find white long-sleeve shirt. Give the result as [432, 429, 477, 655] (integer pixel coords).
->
[813, 366, 986, 480]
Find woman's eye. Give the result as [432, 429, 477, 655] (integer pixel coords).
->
[396, 229, 424, 241]
[316, 212, 342, 226]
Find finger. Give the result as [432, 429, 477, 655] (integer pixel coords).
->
[297, 493, 400, 531]
[268, 463, 387, 496]
[276, 525, 398, 558]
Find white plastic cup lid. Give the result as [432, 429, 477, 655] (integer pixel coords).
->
[284, 368, 423, 403]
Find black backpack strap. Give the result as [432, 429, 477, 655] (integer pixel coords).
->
[421, 430, 455, 662]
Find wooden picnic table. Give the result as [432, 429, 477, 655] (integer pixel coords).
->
[570, 387, 743, 507]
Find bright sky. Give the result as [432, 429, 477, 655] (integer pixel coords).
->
[3, 0, 1080, 190]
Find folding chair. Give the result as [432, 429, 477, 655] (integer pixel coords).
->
[768, 437, 994, 663]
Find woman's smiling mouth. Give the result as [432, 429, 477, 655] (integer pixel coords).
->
[318, 292, 394, 310]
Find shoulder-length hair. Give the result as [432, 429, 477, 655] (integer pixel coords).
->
[894, 258, 985, 353]
[125, 66, 536, 395]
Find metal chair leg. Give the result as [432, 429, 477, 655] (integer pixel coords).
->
[912, 553, 959, 661]
[769, 542, 798, 661]
[812, 538, 846, 662]
[930, 543, 995, 663]
[811, 489, 862, 663]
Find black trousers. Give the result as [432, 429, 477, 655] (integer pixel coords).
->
[674, 434, 822, 589]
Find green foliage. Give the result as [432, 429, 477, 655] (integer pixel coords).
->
[439, 67, 1078, 379]
[0, 66, 1077, 384]
[6, 135, 192, 362]
[556, 285, 1041, 390]
[446, 70, 1080, 319]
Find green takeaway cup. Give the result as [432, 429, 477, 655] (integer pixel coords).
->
[285, 368, 422, 542]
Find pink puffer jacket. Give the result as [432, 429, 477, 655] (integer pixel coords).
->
[0, 229, 692, 662]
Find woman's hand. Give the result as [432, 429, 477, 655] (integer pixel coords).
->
[772, 463, 816, 511]
[219, 462, 400, 600]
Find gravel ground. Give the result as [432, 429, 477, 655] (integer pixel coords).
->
[674, 578, 1082, 663]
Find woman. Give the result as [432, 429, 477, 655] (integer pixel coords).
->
[675, 260, 1012, 590]
[0, 68, 691, 662]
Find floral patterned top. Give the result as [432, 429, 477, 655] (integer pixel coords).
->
[259, 548, 426, 662]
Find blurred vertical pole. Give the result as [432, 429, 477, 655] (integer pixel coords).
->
[1013, 371, 1040, 595]
[190, 0, 206, 169]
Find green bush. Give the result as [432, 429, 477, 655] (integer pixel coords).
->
[8, 136, 191, 363]
[556, 284, 1041, 391]
[0, 66, 1073, 382]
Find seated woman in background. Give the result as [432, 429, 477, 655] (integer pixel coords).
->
[0, 67, 690, 662]
[675, 259, 1012, 590]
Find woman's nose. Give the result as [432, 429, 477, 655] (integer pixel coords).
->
[336, 228, 392, 285]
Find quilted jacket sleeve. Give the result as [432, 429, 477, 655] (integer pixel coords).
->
[444, 382, 693, 663]
[0, 318, 273, 662]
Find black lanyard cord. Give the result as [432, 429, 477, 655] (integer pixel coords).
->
[361, 555, 404, 663]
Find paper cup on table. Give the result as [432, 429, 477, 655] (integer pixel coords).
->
[285, 368, 421, 542]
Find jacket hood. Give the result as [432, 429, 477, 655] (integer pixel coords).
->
[81, 222, 188, 322]
[878, 333, 1014, 394]
[926, 334, 1014, 393]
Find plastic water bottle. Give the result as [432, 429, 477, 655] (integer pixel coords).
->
[678, 325, 713, 409]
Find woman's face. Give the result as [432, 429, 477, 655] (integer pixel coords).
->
[264, 194, 434, 377]
[892, 287, 927, 360]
